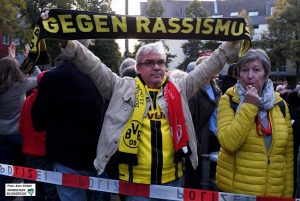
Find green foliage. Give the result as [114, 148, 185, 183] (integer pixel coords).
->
[22, 0, 112, 27]
[185, 0, 207, 18]
[200, 40, 220, 51]
[132, 39, 158, 59]
[0, 0, 26, 37]
[81, 0, 112, 13]
[145, 0, 164, 17]
[89, 39, 122, 74]
[263, 0, 300, 81]
[131, 40, 176, 69]
[177, 40, 220, 70]
[82, 0, 121, 72]
[165, 43, 177, 69]
[133, 0, 163, 54]
[178, 0, 220, 70]
[21, 0, 48, 27]
[238, 9, 254, 37]
[266, 1, 296, 42]
[133, 0, 175, 67]
[179, 3, 256, 71]
[15, 0, 121, 71]
[177, 40, 203, 70]
[290, 40, 300, 63]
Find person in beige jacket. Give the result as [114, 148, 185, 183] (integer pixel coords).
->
[58, 39, 240, 200]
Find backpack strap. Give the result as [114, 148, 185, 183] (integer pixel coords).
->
[229, 95, 286, 118]
[228, 95, 238, 113]
[277, 100, 286, 118]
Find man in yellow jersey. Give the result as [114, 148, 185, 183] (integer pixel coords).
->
[57, 38, 241, 200]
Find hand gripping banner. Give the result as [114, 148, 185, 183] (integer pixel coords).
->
[21, 9, 252, 73]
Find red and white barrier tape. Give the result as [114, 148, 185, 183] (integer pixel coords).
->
[0, 163, 299, 201]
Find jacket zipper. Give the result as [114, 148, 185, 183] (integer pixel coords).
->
[264, 112, 274, 196]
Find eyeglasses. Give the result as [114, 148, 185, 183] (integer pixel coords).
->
[138, 60, 166, 68]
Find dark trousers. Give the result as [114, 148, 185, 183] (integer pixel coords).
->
[0, 134, 24, 201]
[24, 156, 60, 201]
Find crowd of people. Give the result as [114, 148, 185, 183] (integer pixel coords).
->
[0, 14, 300, 201]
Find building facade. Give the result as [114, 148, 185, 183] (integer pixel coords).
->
[140, 0, 297, 85]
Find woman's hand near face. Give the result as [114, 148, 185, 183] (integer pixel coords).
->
[243, 85, 260, 106]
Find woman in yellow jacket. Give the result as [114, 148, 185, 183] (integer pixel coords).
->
[216, 49, 294, 197]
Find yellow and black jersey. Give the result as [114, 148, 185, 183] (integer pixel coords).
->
[119, 89, 183, 184]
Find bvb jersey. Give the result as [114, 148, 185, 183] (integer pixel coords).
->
[119, 88, 183, 184]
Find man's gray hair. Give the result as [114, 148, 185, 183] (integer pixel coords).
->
[236, 48, 271, 76]
[135, 41, 166, 64]
[119, 58, 136, 77]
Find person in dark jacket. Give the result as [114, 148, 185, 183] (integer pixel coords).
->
[31, 39, 109, 201]
[286, 89, 300, 197]
[119, 58, 136, 77]
[19, 70, 60, 201]
[220, 63, 237, 94]
[184, 53, 221, 190]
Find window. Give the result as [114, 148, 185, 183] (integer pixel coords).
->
[178, 8, 185, 17]
[230, 12, 239, 17]
[278, 59, 286, 72]
[270, 7, 274, 15]
[2, 34, 9, 45]
[248, 11, 259, 16]
[279, 65, 286, 72]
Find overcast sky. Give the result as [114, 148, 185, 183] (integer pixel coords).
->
[111, 0, 147, 54]
[110, 0, 215, 54]
[111, 0, 146, 15]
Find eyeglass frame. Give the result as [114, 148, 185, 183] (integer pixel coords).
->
[137, 59, 166, 69]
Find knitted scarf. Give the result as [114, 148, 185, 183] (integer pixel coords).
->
[236, 79, 275, 137]
[236, 79, 275, 113]
[164, 80, 190, 162]
[118, 76, 190, 165]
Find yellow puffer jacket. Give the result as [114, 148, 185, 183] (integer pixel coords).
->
[216, 86, 293, 197]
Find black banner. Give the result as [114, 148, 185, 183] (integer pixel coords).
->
[22, 9, 252, 73]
